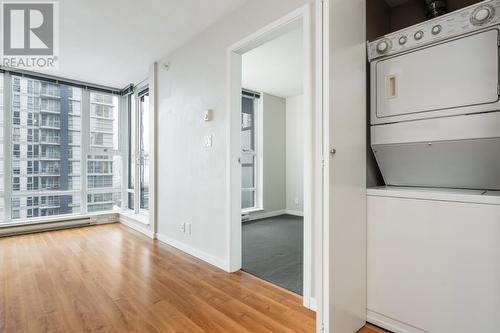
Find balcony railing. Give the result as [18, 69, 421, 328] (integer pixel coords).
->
[40, 122, 60, 129]
[40, 139, 60, 145]
[40, 154, 60, 160]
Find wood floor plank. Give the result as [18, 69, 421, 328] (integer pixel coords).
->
[0, 224, 388, 333]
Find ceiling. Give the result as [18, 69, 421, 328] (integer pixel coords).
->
[37, 0, 247, 89]
[385, 0, 410, 7]
[242, 27, 303, 99]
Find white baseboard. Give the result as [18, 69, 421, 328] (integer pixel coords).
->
[243, 209, 286, 221]
[367, 309, 426, 333]
[94, 213, 120, 225]
[305, 297, 317, 312]
[0, 214, 119, 237]
[120, 216, 154, 239]
[285, 209, 304, 217]
[242, 209, 304, 222]
[155, 233, 229, 272]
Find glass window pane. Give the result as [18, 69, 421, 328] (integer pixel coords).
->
[128, 94, 135, 192]
[242, 191, 255, 210]
[241, 94, 258, 210]
[241, 155, 255, 189]
[128, 192, 134, 210]
[86, 154, 121, 212]
[241, 96, 255, 152]
[87, 91, 122, 213]
[139, 93, 149, 210]
[8, 77, 82, 221]
[90, 92, 118, 149]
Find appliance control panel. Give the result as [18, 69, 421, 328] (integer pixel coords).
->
[368, 0, 500, 61]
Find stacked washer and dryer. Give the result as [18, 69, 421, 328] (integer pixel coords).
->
[367, 1, 500, 332]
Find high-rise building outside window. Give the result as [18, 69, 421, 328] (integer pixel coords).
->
[0, 72, 124, 225]
[9, 76, 82, 220]
[87, 92, 121, 213]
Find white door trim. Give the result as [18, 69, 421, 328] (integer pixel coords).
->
[225, 3, 320, 315]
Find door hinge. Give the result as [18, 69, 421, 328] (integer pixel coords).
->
[497, 34, 500, 46]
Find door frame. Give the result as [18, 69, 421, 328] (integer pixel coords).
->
[226, 3, 319, 312]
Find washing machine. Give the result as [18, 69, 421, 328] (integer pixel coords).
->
[368, 0, 500, 190]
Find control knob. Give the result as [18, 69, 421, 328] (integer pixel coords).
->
[414, 30, 424, 40]
[431, 25, 442, 35]
[471, 5, 495, 26]
[376, 39, 391, 54]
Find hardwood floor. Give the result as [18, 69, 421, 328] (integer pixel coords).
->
[0, 224, 388, 333]
[358, 324, 391, 333]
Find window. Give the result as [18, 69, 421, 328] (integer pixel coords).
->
[127, 88, 150, 214]
[6, 76, 84, 220]
[27, 145, 39, 158]
[241, 93, 260, 211]
[12, 128, 20, 142]
[13, 144, 20, 158]
[86, 92, 121, 213]
[12, 177, 20, 191]
[12, 160, 20, 175]
[1, 73, 124, 224]
[139, 93, 149, 210]
[127, 93, 136, 210]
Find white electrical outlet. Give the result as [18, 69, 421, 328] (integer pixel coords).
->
[180, 222, 186, 233]
[186, 223, 192, 235]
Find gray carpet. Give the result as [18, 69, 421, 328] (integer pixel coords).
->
[242, 214, 303, 295]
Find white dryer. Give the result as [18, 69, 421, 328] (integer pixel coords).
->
[368, 0, 500, 190]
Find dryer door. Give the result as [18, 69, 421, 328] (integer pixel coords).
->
[372, 28, 500, 125]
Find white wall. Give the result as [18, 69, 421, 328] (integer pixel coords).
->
[154, 0, 313, 270]
[286, 94, 305, 213]
[261, 93, 287, 214]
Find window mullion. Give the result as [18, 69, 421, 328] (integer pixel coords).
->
[4, 73, 12, 223]
[134, 92, 140, 214]
[80, 89, 90, 214]
[119, 95, 128, 211]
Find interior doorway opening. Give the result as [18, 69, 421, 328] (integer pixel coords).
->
[227, 5, 317, 311]
[239, 25, 306, 296]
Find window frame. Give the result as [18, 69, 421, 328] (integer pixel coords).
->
[241, 93, 263, 213]
[124, 83, 150, 219]
[1, 72, 124, 225]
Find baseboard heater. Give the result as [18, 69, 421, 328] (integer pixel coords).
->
[0, 217, 95, 237]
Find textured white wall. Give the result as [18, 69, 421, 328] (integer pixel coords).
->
[155, 0, 312, 267]
[261, 93, 287, 214]
[286, 94, 305, 213]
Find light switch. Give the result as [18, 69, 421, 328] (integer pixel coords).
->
[204, 135, 213, 147]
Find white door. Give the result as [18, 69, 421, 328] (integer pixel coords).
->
[322, 0, 367, 332]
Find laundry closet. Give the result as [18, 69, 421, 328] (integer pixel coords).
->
[366, 1, 500, 332]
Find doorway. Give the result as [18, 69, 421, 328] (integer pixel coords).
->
[227, 5, 317, 310]
[240, 25, 305, 295]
